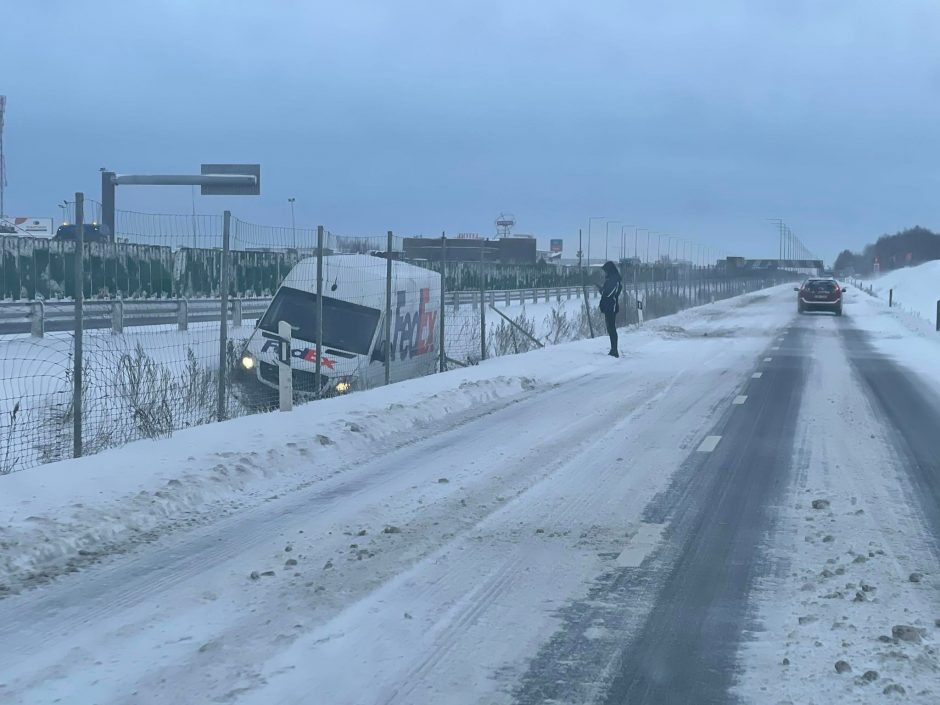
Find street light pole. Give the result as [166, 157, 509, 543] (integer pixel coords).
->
[588, 216, 605, 268]
[605, 220, 620, 262]
[288, 197, 296, 248]
[620, 225, 635, 261]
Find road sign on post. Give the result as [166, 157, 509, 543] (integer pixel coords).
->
[101, 164, 261, 238]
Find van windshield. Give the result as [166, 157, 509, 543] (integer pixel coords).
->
[259, 286, 381, 355]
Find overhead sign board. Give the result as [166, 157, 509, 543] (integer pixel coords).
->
[200, 163, 261, 196]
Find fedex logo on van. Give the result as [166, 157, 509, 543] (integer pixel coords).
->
[260, 340, 335, 369]
[391, 287, 436, 361]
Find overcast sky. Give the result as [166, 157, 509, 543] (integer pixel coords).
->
[4, 0, 940, 263]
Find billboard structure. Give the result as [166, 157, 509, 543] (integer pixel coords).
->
[550, 238, 563, 254]
[0, 217, 54, 237]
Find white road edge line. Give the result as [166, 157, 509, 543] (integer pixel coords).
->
[697, 435, 722, 452]
[733, 395, 748, 405]
[764, 357, 773, 362]
[752, 372, 763, 378]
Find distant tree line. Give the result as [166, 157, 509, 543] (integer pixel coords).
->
[834, 226, 940, 274]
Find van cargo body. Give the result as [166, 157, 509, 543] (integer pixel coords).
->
[235, 254, 441, 402]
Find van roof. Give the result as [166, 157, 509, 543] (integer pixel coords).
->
[281, 254, 439, 308]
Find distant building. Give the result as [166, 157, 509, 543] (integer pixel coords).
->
[403, 236, 536, 264]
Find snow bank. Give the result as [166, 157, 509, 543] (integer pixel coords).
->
[865, 260, 940, 325]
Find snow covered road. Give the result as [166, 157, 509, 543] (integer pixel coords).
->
[2, 284, 940, 704]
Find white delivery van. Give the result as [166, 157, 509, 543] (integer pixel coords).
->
[235, 254, 441, 402]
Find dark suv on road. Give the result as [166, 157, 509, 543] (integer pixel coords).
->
[53, 223, 113, 243]
[796, 278, 844, 316]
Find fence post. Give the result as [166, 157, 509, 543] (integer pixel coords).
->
[889, 289, 893, 307]
[73, 193, 84, 459]
[277, 319, 293, 412]
[315, 225, 324, 394]
[232, 299, 242, 328]
[111, 299, 123, 334]
[31, 300, 44, 337]
[505, 290, 510, 307]
[618, 261, 629, 326]
[479, 245, 486, 361]
[178, 298, 189, 331]
[439, 234, 447, 372]
[936, 300, 939, 332]
[217, 211, 231, 422]
[385, 231, 393, 386]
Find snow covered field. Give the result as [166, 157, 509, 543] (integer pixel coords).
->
[3, 282, 940, 704]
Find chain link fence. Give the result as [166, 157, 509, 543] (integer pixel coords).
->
[0, 203, 796, 474]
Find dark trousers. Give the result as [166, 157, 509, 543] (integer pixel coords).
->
[604, 309, 618, 351]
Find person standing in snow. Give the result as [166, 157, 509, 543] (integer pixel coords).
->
[597, 261, 623, 357]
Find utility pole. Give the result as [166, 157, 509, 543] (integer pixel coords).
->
[768, 218, 785, 264]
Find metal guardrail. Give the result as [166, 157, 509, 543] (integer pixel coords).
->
[0, 286, 602, 336]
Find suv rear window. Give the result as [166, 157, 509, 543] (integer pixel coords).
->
[804, 280, 837, 293]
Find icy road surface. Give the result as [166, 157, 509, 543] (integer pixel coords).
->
[2, 284, 940, 704]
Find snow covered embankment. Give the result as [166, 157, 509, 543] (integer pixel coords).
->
[0, 372, 546, 595]
[864, 260, 940, 326]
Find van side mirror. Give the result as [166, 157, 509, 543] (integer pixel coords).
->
[793, 287, 800, 291]
[371, 344, 387, 364]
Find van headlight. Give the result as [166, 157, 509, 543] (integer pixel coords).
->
[240, 354, 256, 370]
[334, 377, 354, 394]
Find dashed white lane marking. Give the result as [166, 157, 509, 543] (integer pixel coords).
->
[616, 523, 667, 567]
[772, 346, 780, 350]
[752, 372, 763, 379]
[763, 357, 773, 362]
[697, 435, 722, 452]
[733, 395, 748, 405]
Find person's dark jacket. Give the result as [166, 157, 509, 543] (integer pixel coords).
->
[598, 262, 623, 314]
